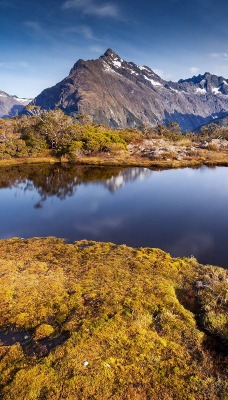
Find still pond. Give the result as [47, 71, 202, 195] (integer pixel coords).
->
[0, 164, 228, 268]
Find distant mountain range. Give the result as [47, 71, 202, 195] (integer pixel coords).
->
[4, 49, 228, 131]
[0, 90, 31, 118]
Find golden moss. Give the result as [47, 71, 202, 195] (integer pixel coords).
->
[0, 238, 227, 399]
[34, 324, 55, 340]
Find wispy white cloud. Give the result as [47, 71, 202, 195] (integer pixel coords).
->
[24, 21, 44, 34]
[62, 0, 119, 18]
[24, 21, 54, 42]
[0, 61, 29, 69]
[209, 52, 228, 59]
[89, 45, 105, 54]
[189, 67, 200, 75]
[64, 25, 95, 40]
[153, 68, 173, 80]
[153, 68, 163, 77]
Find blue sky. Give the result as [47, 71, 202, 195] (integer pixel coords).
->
[1, 0, 228, 98]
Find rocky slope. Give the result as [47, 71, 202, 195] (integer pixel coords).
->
[0, 90, 30, 118]
[30, 49, 228, 131]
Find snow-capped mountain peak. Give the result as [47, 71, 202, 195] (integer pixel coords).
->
[0, 91, 31, 118]
[30, 48, 228, 131]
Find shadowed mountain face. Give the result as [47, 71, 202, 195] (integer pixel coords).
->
[0, 91, 30, 118]
[206, 113, 228, 128]
[30, 49, 228, 131]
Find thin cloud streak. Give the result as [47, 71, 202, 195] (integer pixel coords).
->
[210, 52, 228, 59]
[0, 61, 29, 69]
[24, 21, 44, 34]
[153, 68, 173, 81]
[64, 25, 95, 40]
[62, 0, 119, 18]
[23, 21, 57, 43]
[190, 67, 200, 75]
[89, 45, 105, 54]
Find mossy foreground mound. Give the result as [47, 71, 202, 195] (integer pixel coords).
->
[0, 238, 227, 400]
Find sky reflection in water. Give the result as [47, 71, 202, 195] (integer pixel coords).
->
[0, 164, 228, 268]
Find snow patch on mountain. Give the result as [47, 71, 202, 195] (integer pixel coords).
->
[138, 66, 151, 72]
[170, 88, 180, 93]
[144, 75, 162, 86]
[13, 96, 31, 104]
[196, 88, 207, 94]
[212, 87, 221, 95]
[103, 61, 122, 76]
[112, 59, 122, 68]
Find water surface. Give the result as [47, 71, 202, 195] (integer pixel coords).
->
[0, 164, 228, 267]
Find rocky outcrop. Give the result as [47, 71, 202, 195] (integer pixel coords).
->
[30, 49, 228, 131]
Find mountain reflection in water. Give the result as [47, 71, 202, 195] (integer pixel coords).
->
[0, 164, 151, 207]
[0, 164, 228, 268]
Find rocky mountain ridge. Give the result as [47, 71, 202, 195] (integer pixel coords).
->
[0, 90, 31, 118]
[29, 49, 228, 131]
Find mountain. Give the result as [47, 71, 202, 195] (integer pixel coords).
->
[193, 112, 228, 133]
[30, 49, 228, 131]
[0, 90, 31, 118]
[205, 113, 228, 128]
[179, 72, 228, 95]
[101, 167, 151, 192]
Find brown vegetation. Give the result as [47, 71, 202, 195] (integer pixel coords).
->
[0, 109, 228, 169]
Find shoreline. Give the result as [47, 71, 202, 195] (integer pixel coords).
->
[0, 151, 228, 169]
